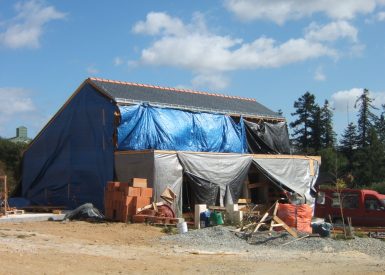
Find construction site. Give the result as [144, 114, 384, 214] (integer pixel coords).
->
[1, 78, 385, 274]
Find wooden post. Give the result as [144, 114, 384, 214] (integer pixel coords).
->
[0, 176, 8, 213]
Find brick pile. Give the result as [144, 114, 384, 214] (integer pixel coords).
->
[104, 178, 153, 222]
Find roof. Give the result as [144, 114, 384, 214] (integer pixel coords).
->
[88, 78, 283, 120]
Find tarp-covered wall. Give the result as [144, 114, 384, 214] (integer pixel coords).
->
[117, 104, 247, 153]
[114, 151, 183, 216]
[114, 151, 319, 217]
[21, 84, 117, 209]
[245, 120, 290, 154]
[177, 152, 252, 207]
[252, 157, 319, 203]
[114, 151, 155, 187]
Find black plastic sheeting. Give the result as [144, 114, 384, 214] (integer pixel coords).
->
[20, 84, 117, 210]
[64, 203, 104, 221]
[184, 172, 220, 206]
[244, 120, 290, 154]
[177, 152, 253, 207]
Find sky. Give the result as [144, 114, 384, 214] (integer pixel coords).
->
[1, 0, 385, 140]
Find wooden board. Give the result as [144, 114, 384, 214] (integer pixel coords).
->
[273, 216, 298, 238]
[114, 150, 321, 163]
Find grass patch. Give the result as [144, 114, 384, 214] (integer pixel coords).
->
[161, 225, 178, 235]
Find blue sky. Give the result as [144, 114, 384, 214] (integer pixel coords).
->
[1, 0, 385, 140]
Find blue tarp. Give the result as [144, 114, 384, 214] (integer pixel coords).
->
[21, 84, 117, 210]
[117, 104, 247, 153]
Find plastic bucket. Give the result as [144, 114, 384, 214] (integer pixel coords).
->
[177, 222, 188, 234]
[200, 210, 211, 228]
[210, 211, 224, 226]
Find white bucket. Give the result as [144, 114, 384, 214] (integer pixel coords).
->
[177, 222, 188, 234]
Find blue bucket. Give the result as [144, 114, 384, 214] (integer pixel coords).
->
[200, 210, 211, 228]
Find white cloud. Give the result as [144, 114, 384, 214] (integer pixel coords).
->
[224, 0, 384, 24]
[0, 87, 37, 135]
[134, 12, 336, 80]
[0, 0, 66, 49]
[377, 11, 385, 21]
[305, 21, 358, 42]
[133, 12, 188, 36]
[331, 88, 385, 113]
[314, 66, 326, 81]
[191, 73, 230, 91]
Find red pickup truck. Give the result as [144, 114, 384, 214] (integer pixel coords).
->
[314, 189, 385, 226]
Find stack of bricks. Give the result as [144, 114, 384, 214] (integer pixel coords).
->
[104, 178, 153, 222]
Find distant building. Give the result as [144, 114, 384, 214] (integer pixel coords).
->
[8, 126, 31, 143]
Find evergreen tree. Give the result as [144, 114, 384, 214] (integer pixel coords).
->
[290, 92, 318, 154]
[375, 104, 385, 145]
[310, 105, 322, 152]
[320, 100, 336, 148]
[353, 128, 385, 186]
[355, 88, 378, 147]
[339, 122, 359, 171]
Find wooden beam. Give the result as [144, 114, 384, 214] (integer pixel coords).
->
[254, 212, 269, 232]
[273, 215, 298, 238]
[114, 149, 321, 163]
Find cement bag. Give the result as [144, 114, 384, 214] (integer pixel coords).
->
[296, 204, 312, 233]
[277, 203, 296, 228]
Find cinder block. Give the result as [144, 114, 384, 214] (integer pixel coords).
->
[118, 182, 130, 194]
[140, 187, 153, 198]
[107, 181, 120, 191]
[232, 210, 243, 224]
[128, 187, 141, 197]
[134, 196, 151, 212]
[194, 204, 207, 229]
[130, 178, 147, 188]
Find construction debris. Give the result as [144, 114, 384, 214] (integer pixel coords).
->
[235, 202, 299, 238]
[160, 187, 176, 205]
[133, 203, 178, 225]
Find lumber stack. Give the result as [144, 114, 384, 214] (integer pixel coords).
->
[104, 178, 152, 222]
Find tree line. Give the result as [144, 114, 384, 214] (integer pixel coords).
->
[290, 89, 385, 192]
[0, 138, 27, 192]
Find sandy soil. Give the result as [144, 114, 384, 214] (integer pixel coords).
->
[0, 221, 384, 275]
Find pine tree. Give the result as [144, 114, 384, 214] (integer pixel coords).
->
[339, 122, 359, 172]
[355, 88, 378, 147]
[290, 92, 318, 154]
[310, 105, 322, 152]
[353, 128, 385, 185]
[375, 104, 385, 145]
[320, 100, 336, 148]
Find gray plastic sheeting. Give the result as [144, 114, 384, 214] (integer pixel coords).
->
[252, 157, 319, 203]
[177, 152, 253, 207]
[154, 153, 183, 217]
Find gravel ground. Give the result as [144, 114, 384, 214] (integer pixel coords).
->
[162, 226, 385, 258]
